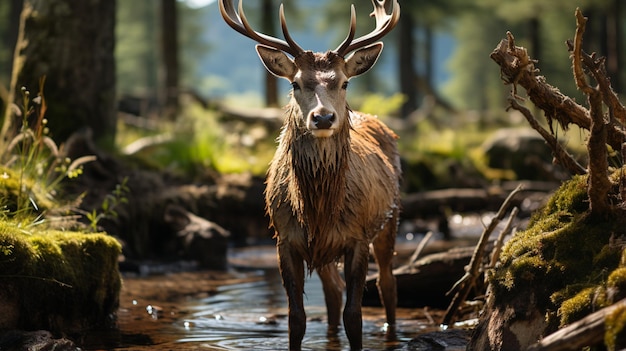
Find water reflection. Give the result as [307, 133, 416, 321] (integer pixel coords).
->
[174, 269, 422, 350]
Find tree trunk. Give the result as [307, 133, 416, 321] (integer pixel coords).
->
[161, 0, 180, 120]
[3, 0, 117, 147]
[5, 0, 22, 79]
[398, 11, 417, 118]
[0, 0, 23, 118]
[261, 0, 279, 107]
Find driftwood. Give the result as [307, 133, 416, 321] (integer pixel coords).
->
[526, 298, 626, 351]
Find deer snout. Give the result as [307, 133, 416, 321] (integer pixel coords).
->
[312, 113, 335, 130]
[307, 109, 337, 137]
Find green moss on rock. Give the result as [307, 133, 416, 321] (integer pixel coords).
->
[605, 304, 626, 351]
[488, 171, 626, 336]
[0, 224, 121, 334]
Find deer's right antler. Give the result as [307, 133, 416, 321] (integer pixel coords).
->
[219, 0, 304, 57]
[334, 0, 400, 57]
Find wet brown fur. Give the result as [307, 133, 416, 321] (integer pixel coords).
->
[264, 52, 401, 351]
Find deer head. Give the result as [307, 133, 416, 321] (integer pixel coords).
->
[219, 0, 400, 138]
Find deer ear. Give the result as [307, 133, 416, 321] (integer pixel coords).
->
[256, 45, 297, 80]
[344, 42, 383, 78]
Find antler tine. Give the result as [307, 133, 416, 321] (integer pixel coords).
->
[334, 5, 357, 57]
[279, 4, 305, 55]
[218, 0, 303, 57]
[334, 0, 400, 57]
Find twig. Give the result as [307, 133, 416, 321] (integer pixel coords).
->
[571, 9, 593, 95]
[489, 207, 518, 269]
[507, 98, 586, 176]
[407, 231, 433, 266]
[442, 184, 524, 326]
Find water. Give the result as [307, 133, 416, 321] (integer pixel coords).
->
[84, 262, 439, 350]
[81, 216, 508, 351]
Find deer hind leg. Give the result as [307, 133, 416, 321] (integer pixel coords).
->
[317, 264, 344, 335]
[277, 243, 306, 350]
[372, 217, 398, 330]
[343, 241, 369, 350]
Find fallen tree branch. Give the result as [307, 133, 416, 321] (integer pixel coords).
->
[526, 298, 626, 351]
[442, 184, 524, 326]
[490, 32, 625, 152]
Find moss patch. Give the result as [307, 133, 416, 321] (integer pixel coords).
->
[0, 224, 121, 334]
[488, 171, 626, 334]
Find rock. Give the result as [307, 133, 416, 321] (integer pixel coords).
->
[0, 330, 80, 351]
[0, 231, 121, 334]
[402, 329, 470, 351]
[482, 128, 566, 181]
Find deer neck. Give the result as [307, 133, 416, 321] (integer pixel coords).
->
[283, 101, 350, 245]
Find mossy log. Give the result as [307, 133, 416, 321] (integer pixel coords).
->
[0, 226, 121, 334]
[469, 172, 626, 350]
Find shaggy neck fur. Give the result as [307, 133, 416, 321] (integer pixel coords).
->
[282, 99, 351, 250]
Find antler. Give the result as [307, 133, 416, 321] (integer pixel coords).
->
[334, 0, 400, 57]
[219, 0, 304, 57]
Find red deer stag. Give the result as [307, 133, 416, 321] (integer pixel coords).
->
[219, 1, 400, 349]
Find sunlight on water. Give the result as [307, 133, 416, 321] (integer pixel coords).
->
[171, 269, 424, 350]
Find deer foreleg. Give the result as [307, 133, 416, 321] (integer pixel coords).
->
[343, 242, 369, 350]
[372, 224, 397, 332]
[317, 263, 344, 334]
[278, 243, 306, 351]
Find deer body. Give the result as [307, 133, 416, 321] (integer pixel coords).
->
[219, 2, 400, 350]
[266, 53, 400, 269]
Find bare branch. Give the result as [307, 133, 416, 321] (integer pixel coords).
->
[442, 185, 524, 326]
[570, 8, 611, 216]
[490, 32, 626, 152]
[507, 98, 587, 176]
[572, 9, 593, 94]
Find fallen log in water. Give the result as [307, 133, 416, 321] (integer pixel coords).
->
[364, 245, 487, 309]
[401, 181, 556, 219]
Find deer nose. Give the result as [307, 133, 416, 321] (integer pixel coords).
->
[312, 113, 335, 129]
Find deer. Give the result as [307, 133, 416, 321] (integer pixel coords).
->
[219, 1, 401, 350]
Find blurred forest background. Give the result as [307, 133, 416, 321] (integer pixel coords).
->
[0, 0, 624, 184]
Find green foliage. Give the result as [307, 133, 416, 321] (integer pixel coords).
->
[84, 177, 129, 233]
[117, 103, 275, 176]
[356, 93, 406, 118]
[1, 82, 94, 223]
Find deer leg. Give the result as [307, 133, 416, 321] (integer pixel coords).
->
[277, 243, 306, 351]
[372, 221, 397, 331]
[317, 264, 344, 335]
[343, 242, 369, 350]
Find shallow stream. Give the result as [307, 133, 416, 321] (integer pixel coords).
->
[79, 212, 508, 350]
[80, 246, 444, 350]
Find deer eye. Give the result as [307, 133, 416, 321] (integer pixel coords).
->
[291, 82, 300, 90]
[341, 81, 349, 90]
